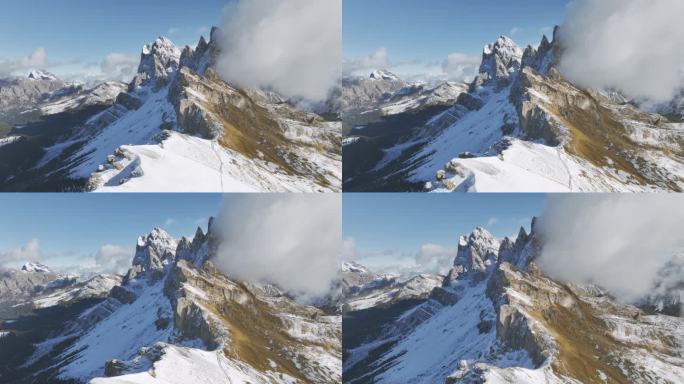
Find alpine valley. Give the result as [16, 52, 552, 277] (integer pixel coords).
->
[0, 220, 342, 384]
[0, 28, 341, 192]
[342, 28, 684, 192]
[342, 221, 684, 383]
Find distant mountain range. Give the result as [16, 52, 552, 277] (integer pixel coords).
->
[343, 28, 684, 192]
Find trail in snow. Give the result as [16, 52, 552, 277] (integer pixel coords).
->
[216, 351, 234, 384]
[557, 149, 573, 190]
[210, 140, 225, 192]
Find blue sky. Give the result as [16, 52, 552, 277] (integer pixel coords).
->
[344, 0, 568, 79]
[343, 193, 547, 273]
[0, 0, 229, 80]
[0, 193, 223, 272]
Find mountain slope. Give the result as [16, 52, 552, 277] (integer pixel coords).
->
[343, 223, 684, 383]
[343, 29, 684, 192]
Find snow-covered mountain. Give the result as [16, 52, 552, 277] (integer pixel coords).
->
[0, 71, 125, 124]
[342, 70, 468, 131]
[343, 28, 684, 192]
[343, 222, 684, 383]
[0, 221, 341, 384]
[342, 261, 443, 312]
[0, 28, 341, 192]
[0, 262, 120, 321]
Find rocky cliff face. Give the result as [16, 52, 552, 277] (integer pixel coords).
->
[341, 70, 408, 113]
[473, 36, 524, 88]
[7, 219, 341, 384]
[343, 220, 684, 383]
[0, 262, 59, 300]
[0, 72, 65, 123]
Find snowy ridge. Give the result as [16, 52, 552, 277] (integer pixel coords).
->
[21, 261, 52, 273]
[28, 70, 59, 81]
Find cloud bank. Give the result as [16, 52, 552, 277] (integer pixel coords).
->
[214, 194, 340, 298]
[343, 47, 389, 75]
[0, 46, 138, 85]
[0, 48, 48, 77]
[345, 47, 480, 84]
[0, 239, 42, 270]
[99, 53, 139, 83]
[0, 239, 132, 276]
[559, 0, 684, 102]
[343, 238, 456, 277]
[93, 244, 134, 275]
[536, 194, 684, 302]
[441, 52, 480, 82]
[216, 0, 341, 102]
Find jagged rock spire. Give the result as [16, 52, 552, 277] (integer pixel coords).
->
[138, 37, 182, 79]
[475, 36, 523, 87]
[124, 227, 178, 283]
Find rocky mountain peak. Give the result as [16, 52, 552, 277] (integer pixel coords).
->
[369, 69, 400, 81]
[479, 35, 523, 81]
[497, 226, 537, 269]
[27, 70, 59, 81]
[136, 227, 176, 248]
[127, 228, 179, 281]
[178, 28, 222, 76]
[21, 261, 51, 273]
[521, 27, 560, 75]
[450, 227, 501, 281]
[137, 36, 181, 80]
[176, 224, 210, 266]
[342, 261, 370, 274]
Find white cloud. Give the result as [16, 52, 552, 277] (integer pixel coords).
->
[414, 243, 457, 274]
[536, 194, 684, 303]
[0, 239, 132, 276]
[343, 47, 390, 75]
[99, 52, 139, 83]
[213, 194, 340, 298]
[441, 52, 480, 83]
[344, 48, 480, 84]
[94, 244, 134, 275]
[216, 0, 341, 102]
[559, 0, 684, 102]
[347, 241, 456, 277]
[164, 218, 176, 226]
[342, 237, 358, 261]
[0, 239, 42, 270]
[168, 27, 180, 35]
[510, 27, 522, 35]
[0, 48, 48, 76]
[486, 217, 499, 227]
